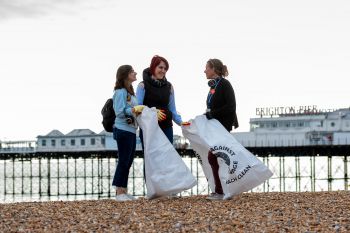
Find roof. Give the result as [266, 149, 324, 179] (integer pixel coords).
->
[46, 130, 64, 137]
[98, 130, 112, 136]
[36, 130, 65, 138]
[66, 129, 97, 136]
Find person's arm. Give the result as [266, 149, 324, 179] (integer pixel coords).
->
[168, 85, 183, 125]
[209, 81, 236, 118]
[136, 82, 145, 105]
[113, 89, 133, 117]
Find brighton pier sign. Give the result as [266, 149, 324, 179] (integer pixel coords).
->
[256, 105, 339, 117]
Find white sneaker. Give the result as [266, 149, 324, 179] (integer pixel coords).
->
[115, 194, 132, 202]
[206, 193, 224, 200]
[126, 194, 137, 200]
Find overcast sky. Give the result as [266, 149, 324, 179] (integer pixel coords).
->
[1, 0, 350, 140]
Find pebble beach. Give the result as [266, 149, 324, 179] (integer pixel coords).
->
[1, 191, 349, 232]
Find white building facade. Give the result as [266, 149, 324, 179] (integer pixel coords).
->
[36, 129, 117, 152]
[233, 108, 350, 147]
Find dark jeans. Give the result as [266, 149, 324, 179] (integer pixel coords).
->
[208, 151, 223, 194]
[112, 128, 136, 188]
[139, 126, 173, 179]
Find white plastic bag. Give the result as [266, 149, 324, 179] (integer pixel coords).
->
[182, 115, 273, 199]
[137, 107, 197, 199]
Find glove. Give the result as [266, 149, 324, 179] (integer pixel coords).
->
[181, 121, 191, 126]
[132, 105, 145, 114]
[157, 109, 166, 121]
[205, 111, 213, 120]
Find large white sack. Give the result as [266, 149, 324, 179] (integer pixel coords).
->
[182, 115, 273, 199]
[137, 107, 197, 199]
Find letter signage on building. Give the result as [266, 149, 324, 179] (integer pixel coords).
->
[256, 105, 338, 117]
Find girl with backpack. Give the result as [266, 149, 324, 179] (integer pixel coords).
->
[112, 65, 144, 201]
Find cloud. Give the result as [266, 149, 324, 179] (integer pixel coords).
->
[0, 0, 111, 21]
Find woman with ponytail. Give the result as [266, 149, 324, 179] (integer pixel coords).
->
[204, 58, 239, 200]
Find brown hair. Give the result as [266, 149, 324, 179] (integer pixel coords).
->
[207, 58, 229, 77]
[114, 65, 135, 95]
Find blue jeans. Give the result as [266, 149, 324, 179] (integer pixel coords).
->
[112, 128, 136, 188]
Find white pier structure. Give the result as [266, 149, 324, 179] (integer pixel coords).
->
[0, 140, 36, 154]
[36, 129, 118, 152]
[1, 129, 187, 155]
[233, 107, 350, 147]
[2, 107, 350, 154]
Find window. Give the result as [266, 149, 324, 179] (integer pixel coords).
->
[272, 122, 277, 128]
[91, 138, 96, 145]
[320, 121, 323, 127]
[81, 139, 85, 146]
[42, 140, 46, 146]
[298, 122, 304, 127]
[71, 139, 75, 146]
[285, 122, 290, 127]
[51, 139, 56, 147]
[101, 138, 105, 145]
[331, 122, 335, 127]
[61, 139, 65, 146]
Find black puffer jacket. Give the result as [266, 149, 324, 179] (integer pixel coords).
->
[142, 68, 173, 129]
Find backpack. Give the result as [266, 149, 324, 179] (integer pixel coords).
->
[101, 98, 115, 132]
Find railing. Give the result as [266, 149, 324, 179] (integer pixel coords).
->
[1, 150, 349, 203]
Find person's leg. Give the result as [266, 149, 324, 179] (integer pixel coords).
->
[208, 151, 223, 194]
[119, 132, 136, 200]
[112, 128, 135, 190]
[127, 133, 136, 170]
[125, 133, 136, 191]
[112, 127, 123, 194]
[161, 126, 173, 144]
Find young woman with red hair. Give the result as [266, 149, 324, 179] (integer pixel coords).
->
[136, 55, 187, 145]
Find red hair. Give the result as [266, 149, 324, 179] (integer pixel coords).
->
[149, 55, 169, 76]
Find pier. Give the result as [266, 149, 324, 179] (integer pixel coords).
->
[1, 142, 349, 203]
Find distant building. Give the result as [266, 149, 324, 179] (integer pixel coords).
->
[3, 128, 185, 154]
[36, 129, 146, 152]
[36, 129, 117, 152]
[233, 107, 350, 147]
